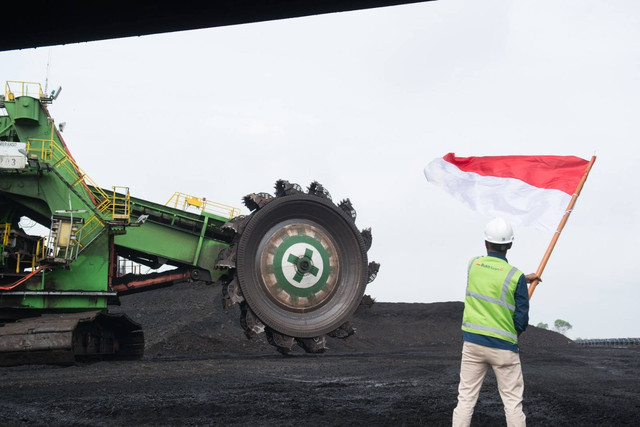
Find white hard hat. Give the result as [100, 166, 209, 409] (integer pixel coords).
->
[484, 217, 514, 244]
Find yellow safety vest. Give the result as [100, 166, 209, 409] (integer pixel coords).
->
[461, 256, 523, 344]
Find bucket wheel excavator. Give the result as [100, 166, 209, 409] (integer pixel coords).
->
[0, 81, 379, 365]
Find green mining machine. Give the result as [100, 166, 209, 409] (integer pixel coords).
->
[0, 81, 379, 365]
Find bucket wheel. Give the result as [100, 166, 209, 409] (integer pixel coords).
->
[217, 180, 379, 354]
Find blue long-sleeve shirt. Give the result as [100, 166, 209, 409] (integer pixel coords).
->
[462, 252, 529, 353]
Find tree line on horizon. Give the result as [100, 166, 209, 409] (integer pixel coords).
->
[536, 319, 572, 336]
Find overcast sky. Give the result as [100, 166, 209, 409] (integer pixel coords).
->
[1, 0, 638, 339]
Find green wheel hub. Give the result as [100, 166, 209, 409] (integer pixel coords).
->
[260, 223, 339, 309]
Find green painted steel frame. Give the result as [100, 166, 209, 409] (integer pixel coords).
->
[0, 91, 231, 314]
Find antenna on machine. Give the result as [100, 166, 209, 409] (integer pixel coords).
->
[44, 49, 52, 94]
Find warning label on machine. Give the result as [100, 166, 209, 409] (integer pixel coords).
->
[0, 142, 27, 169]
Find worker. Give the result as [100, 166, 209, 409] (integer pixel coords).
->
[452, 217, 541, 427]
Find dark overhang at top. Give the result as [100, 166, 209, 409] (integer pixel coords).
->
[1, 1, 435, 52]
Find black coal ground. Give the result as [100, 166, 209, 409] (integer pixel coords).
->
[1, 282, 638, 426]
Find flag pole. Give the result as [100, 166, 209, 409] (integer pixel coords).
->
[528, 155, 597, 299]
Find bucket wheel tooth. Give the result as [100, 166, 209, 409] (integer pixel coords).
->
[296, 336, 327, 354]
[214, 245, 237, 270]
[361, 227, 372, 251]
[221, 278, 244, 310]
[307, 181, 331, 200]
[265, 328, 296, 355]
[243, 192, 274, 212]
[243, 195, 260, 212]
[327, 321, 355, 339]
[222, 215, 250, 235]
[367, 261, 380, 284]
[338, 198, 357, 221]
[275, 180, 303, 197]
[239, 302, 265, 339]
[360, 294, 376, 308]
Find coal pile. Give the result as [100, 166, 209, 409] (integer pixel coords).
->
[113, 281, 573, 358]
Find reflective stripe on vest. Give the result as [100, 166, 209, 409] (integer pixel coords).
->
[462, 321, 518, 341]
[466, 266, 518, 312]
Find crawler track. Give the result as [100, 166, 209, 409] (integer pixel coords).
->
[0, 311, 143, 366]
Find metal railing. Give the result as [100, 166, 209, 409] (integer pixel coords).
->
[25, 137, 54, 161]
[25, 138, 130, 223]
[1, 222, 10, 246]
[4, 81, 45, 101]
[165, 192, 240, 219]
[26, 130, 110, 202]
[15, 252, 37, 273]
[117, 258, 142, 276]
[25, 136, 133, 256]
[35, 237, 47, 262]
[111, 186, 131, 220]
[575, 338, 640, 347]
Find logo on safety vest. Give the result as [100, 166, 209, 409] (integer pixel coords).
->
[476, 262, 504, 271]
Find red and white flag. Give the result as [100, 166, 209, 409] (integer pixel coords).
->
[424, 153, 590, 231]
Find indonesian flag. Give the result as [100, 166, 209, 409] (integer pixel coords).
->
[424, 153, 590, 232]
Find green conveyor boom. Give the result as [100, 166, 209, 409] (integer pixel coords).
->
[0, 81, 235, 315]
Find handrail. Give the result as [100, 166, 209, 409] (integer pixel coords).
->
[1, 223, 10, 246]
[25, 138, 53, 161]
[165, 192, 240, 219]
[575, 338, 640, 347]
[111, 186, 131, 221]
[25, 137, 131, 251]
[26, 137, 112, 214]
[35, 236, 47, 261]
[4, 81, 44, 100]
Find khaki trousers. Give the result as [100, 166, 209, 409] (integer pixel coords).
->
[452, 341, 526, 427]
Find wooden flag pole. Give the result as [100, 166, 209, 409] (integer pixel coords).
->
[528, 155, 597, 299]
